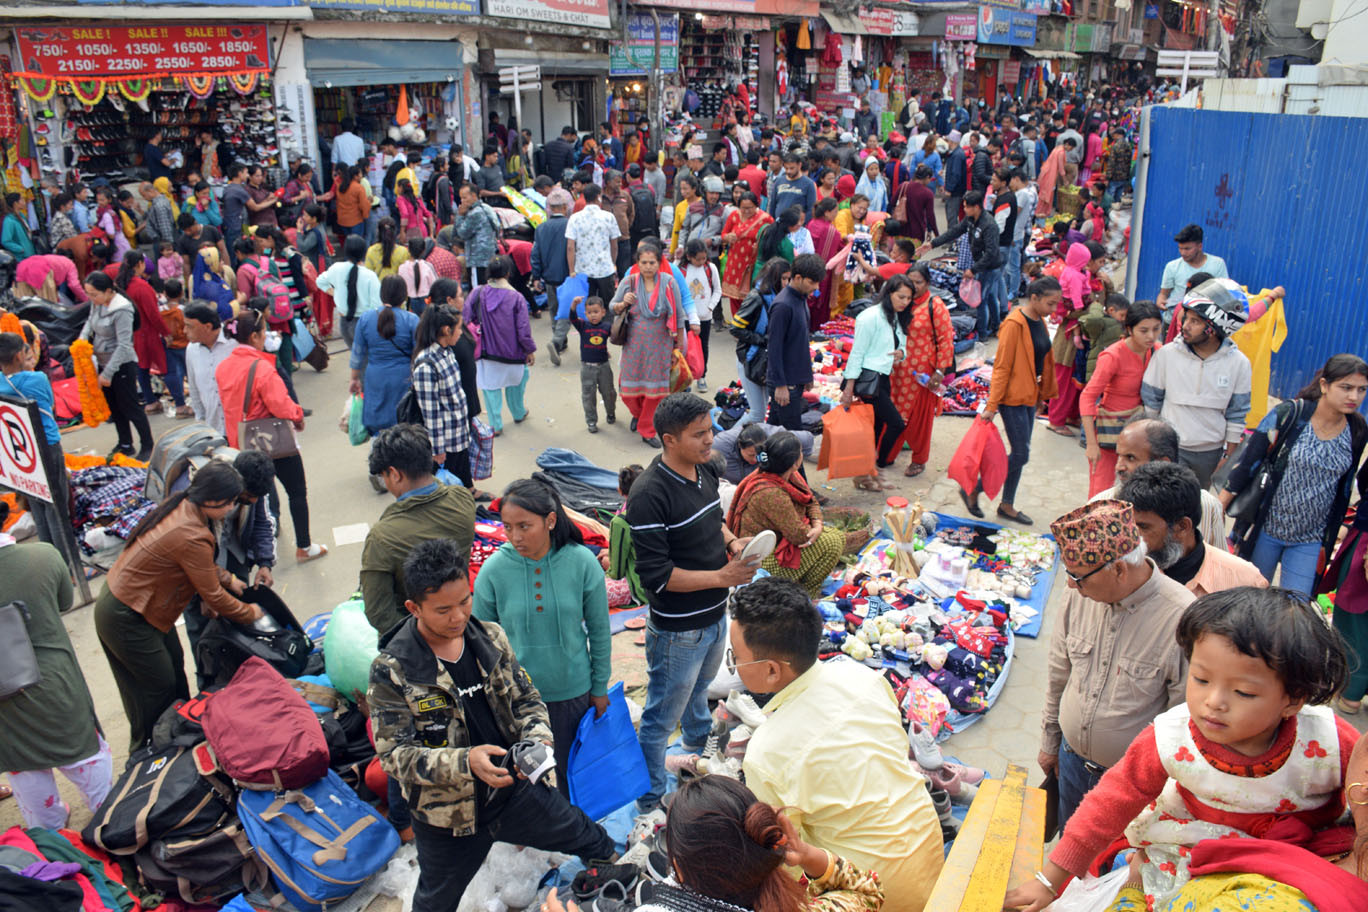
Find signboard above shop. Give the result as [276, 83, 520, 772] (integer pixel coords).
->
[14, 24, 271, 78]
[610, 12, 679, 76]
[946, 12, 978, 40]
[977, 6, 1036, 47]
[485, 0, 609, 29]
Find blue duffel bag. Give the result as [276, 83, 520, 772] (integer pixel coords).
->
[238, 769, 400, 911]
[566, 681, 650, 820]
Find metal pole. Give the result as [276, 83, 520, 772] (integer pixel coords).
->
[650, 10, 662, 157]
[1124, 103, 1152, 302]
[513, 69, 523, 135]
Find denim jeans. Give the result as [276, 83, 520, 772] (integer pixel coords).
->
[1005, 244, 1023, 305]
[1000, 403, 1035, 505]
[637, 615, 727, 811]
[164, 346, 187, 406]
[976, 266, 1003, 337]
[737, 360, 767, 425]
[1249, 531, 1322, 597]
[1057, 737, 1107, 830]
[1107, 180, 1130, 204]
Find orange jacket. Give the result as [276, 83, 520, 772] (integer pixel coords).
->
[334, 180, 372, 229]
[215, 345, 303, 448]
[986, 306, 1058, 409]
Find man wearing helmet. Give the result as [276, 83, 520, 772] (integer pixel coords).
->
[1140, 277, 1252, 489]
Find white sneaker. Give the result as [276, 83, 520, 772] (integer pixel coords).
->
[696, 379, 708, 392]
[908, 722, 945, 770]
[628, 808, 666, 846]
[725, 690, 767, 730]
[696, 755, 742, 778]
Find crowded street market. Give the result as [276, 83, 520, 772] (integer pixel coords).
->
[1, 2, 1367, 912]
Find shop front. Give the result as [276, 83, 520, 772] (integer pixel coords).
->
[975, 5, 1037, 104]
[609, 12, 680, 152]
[9, 23, 280, 187]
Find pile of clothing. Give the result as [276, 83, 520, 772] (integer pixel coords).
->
[67, 464, 155, 554]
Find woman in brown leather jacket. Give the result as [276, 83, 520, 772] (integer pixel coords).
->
[93, 460, 261, 750]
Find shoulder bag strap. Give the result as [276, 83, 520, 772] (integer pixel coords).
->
[242, 359, 258, 418]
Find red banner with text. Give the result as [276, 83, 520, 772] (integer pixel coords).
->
[14, 24, 270, 80]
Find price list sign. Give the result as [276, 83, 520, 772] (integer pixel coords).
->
[15, 25, 271, 78]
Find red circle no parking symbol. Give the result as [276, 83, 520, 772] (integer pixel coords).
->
[0, 403, 38, 475]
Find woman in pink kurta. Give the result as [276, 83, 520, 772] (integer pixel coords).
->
[1079, 302, 1162, 496]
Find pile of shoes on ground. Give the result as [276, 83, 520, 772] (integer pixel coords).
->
[907, 724, 986, 843]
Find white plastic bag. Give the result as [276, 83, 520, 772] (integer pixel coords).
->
[1047, 867, 1129, 912]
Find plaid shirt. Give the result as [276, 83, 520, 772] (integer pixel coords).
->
[146, 196, 176, 245]
[413, 344, 470, 457]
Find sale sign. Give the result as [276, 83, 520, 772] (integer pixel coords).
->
[14, 24, 271, 79]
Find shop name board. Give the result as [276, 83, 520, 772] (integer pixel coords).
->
[634, 0, 755, 13]
[889, 11, 920, 36]
[610, 12, 678, 76]
[977, 7, 1036, 46]
[1021, 0, 1053, 13]
[484, 0, 610, 29]
[312, 0, 477, 11]
[946, 13, 978, 40]
[15, 24, 270, 77]
[859, 6, 895, 36]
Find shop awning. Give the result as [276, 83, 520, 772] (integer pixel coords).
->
[304, 39, 463, 88]
[821, 10, 868, 35]
[492, 49, 608, 77]
[1023, 48, 1082, 60]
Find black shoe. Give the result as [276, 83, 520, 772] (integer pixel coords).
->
[643, 436, 661, 449]
[630, 417, 639, 432]
[548, 341, 561, 366]
[572, 862, 640, 901]
[606, 414, 616, 425]
[587, 423, 599, 434]
[134, 447, 152, 462]
[959, 487, 984, 518]
[997, 506, 1034, 526]
[302, 408, 313, 417]
[109, 444, 135, 460]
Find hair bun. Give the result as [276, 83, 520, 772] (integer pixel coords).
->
[741, 801, 786, 854]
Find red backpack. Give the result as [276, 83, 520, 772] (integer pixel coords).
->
[199, 656, 329, 790]
[251, 256, 294, 324]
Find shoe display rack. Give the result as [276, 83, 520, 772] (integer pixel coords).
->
[678, 21, 758, 115]
[52, 81, 281, 185]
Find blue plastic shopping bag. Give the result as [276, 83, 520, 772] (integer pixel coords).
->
[566, 681, 649, 820]
[556, 273, 591, 321]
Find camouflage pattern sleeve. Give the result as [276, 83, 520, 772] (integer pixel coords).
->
[807, 855, 884, 912]
[369, 656, 472, 787]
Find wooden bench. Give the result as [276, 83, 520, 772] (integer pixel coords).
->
[924, 763, 1047, 912]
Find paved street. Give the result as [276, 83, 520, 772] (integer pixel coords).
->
[5, 330, 1362, 833]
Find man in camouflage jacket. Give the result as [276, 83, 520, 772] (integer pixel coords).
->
[368, 540, 614, 912]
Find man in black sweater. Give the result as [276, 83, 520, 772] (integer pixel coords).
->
[918, 190, 1004, 339]
[625, 393, 761, 813]
[541, 126, 578, 181]
[766, 254, 824, 430]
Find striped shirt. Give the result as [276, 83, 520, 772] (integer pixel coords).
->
[624, 456, 729, 631]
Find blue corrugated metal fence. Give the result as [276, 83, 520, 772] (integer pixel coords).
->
[1134, 106, 1368, 399]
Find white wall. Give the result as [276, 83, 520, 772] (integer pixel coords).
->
[1321, 0, 1368, 66]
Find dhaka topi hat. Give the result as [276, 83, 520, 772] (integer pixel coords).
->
[1050, 499, 1138, 572]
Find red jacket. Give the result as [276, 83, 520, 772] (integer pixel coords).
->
[214, 345, 302, 448]
[103, 265, 168, 373]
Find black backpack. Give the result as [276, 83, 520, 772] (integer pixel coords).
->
[629, 186, 658, 235]
[134, 820, 269, 905]
[195, 585, 312, 688]
[83, 745, 236, 854]
[395, 353, 437, 426]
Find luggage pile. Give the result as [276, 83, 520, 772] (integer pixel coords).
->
[74, 591, 400, 911]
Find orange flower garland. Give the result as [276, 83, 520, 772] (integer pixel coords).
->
[69, 339, 110, 427]
[0, 312, 21, 336]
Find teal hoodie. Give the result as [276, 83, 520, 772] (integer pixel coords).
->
[472, 541, 611, 702]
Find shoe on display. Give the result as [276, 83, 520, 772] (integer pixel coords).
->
[943, 759, 986, 785]
[723, 723, 752, 760]
[908, 722, 945, 770]
[571, 862, 640, 901]
[627, 808, 666, 847]
[724, 690, 766, 730]
[664, 753, 701, 779]
[644, 850, 671, 883]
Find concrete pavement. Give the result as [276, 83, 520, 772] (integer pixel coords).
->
[4, 326, 1361, 836]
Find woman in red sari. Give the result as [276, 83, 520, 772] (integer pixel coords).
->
[889, 264, 955, 477]
[719, 191, 771, 321]
[805, 198, 843, 331]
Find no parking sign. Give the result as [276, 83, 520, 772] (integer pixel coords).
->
[0, 396, 52, 503]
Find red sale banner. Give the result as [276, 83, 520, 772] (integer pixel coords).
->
[14, 24, 271, 79]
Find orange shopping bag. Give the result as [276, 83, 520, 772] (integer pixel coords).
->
[669, 348, 693, 392]
[818, 404, 877, 480]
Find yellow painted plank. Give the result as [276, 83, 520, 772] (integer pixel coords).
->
[959, 765, 1029, 912]
[1007, 787, 1047, 894]
[923, 779, 1003, 912]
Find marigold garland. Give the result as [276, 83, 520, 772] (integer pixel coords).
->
[182, 74, 217, 99]
[16, 76, 56, 103]
[0, 312, 21, 336]
[227, 72, 259, 95]
[69, 80, 106, 107]
[119, 79, 155, 103]
[69, 339, 110, 427]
